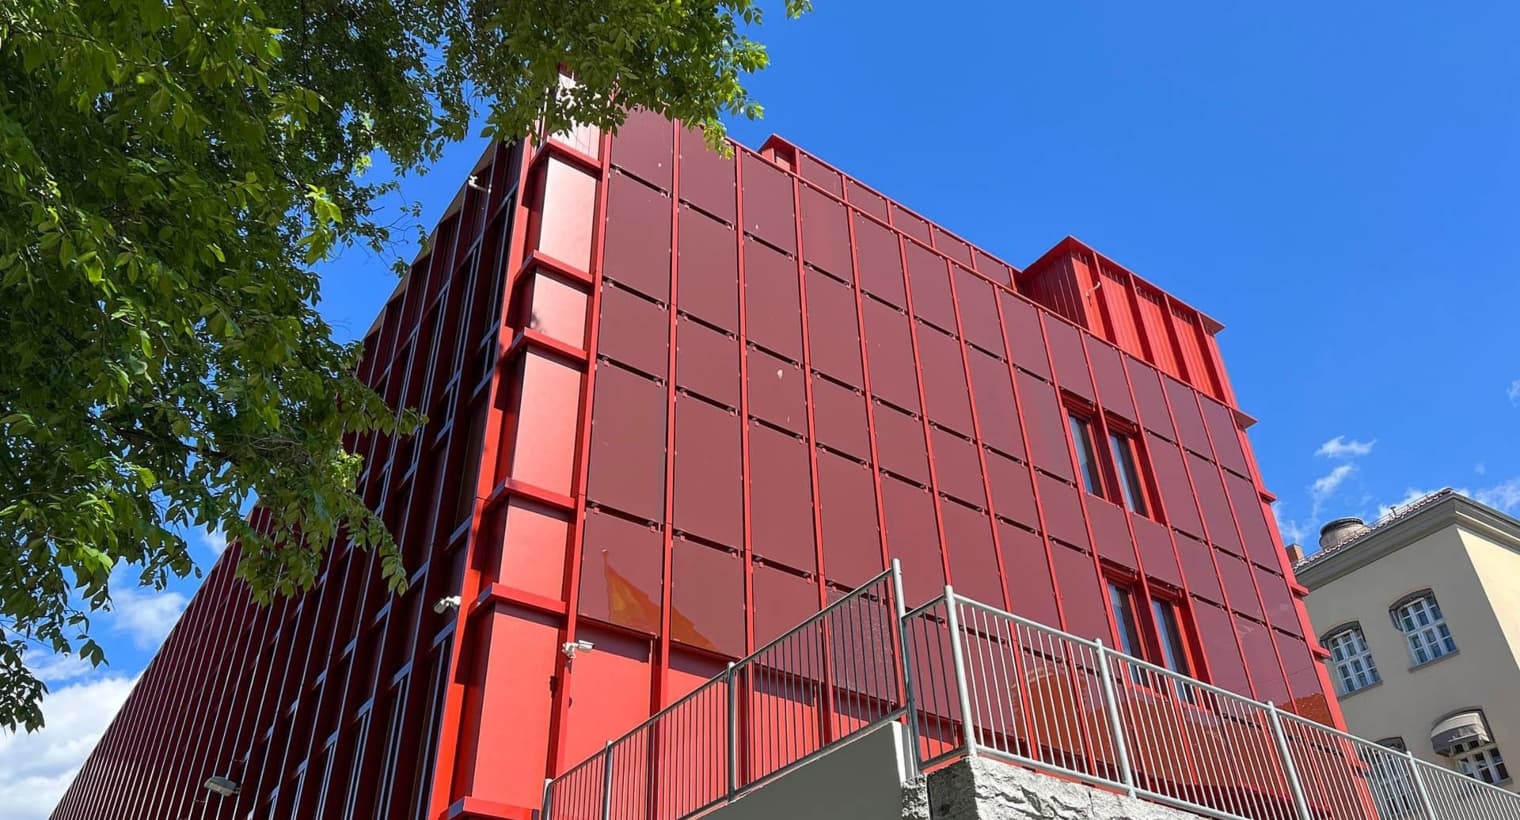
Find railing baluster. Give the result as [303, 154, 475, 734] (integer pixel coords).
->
[1265, 702, 1313, 820]
[1407, 749, 1438, 820]
[1094, 641, 1135, 797]
[942, 588, 977, 757]
[600, 740, 614, 820]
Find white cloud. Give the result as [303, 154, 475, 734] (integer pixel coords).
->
[1272, 503, 1308, 546]
[1508, 379, 1520, 406]
[1312, 464, 1356, 502]
[1316, 436, 1376, 459]
[0, 675, 136, 820]
[106, 579, 187, 651]
[25, 654, 96, 686]
[198, 528, 228, 557]
[1377, 479, 1520, 519]
[1476, 462, 1487, 476]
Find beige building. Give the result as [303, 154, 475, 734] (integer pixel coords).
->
[1294, 489, 1520, 792]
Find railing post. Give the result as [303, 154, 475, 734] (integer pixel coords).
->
[1094, 640, 1136, 797]
[1266, 702, 1314, 820]
[942, 586, 977, 757]
[600, 740, 614, 820]
[726, 661, 738, 798]
[1405, 749, 1438, 819]
[891, 560, 920, 777]
[541, 777, 553, 820]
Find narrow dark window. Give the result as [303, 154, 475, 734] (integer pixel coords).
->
[1109, 432, 1149, 516]
[1152, 599, 1192, 677]
[1107, 581, 1144, 658]
[1069, 413, 1105, 497]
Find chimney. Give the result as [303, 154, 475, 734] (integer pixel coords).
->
[1319, 517, 1370, 551]
[1284, 544, 1306, 564]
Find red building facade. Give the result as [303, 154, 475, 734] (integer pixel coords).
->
[51, 114, 1343, 820]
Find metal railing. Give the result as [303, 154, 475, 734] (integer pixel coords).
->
[545, 569, 1520, 820]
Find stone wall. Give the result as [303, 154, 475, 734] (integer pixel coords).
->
[927, 757, 1204, 820]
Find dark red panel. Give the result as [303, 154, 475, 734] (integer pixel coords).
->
[1216, 550, 1263, 620]
[930, 428, 985, 508]
[799, 155, 843, 196]
[598, 284, 671, 378]
[747, 423, 815, 573]
[602, 173, 672, 301]
[1130, 514, 1182, 589]
[1225, 471, 1277, 568]
[953, 267, 1003, 355]
[746, 347, 807, 435]
[941, 501, 1002, 607]
[752, 564, 820, 646]
[1036, 473, 1088, 550]
[848, 180, 888, 220]
[743, 239, 803, 361]
[1255, 566, 1296, 628]
[1145, 434, 1202, 537]
[1194, 600, 1251, 695]
[975, 251, 1015, 288]
[854, 215, 906, 307]
[1236, 616, 1289, 705]
[676, 317, 739, 408]
[966, 347, 1024, 459]
[740, 153, 797, 254]
[610, 108, 673, 190]
[1085, 339, 1136, 422]
[1126, 357, 1176, 441]
[1275, 630, 1327, 719]
[1088, 497, 1137, 570]
[932, 228, 973, 267]
[998, 523, 1061, 627]
[671, 538, 744, 657]
[873, 402, 930, 486]
[984, 449, 1036, 530]
[904, 243, 956, 331]
[999, 292, 1051, 380]
[1050, 543, 1105, 641]
[673, 395, 742, 548]
[587, 364, 666, 520]
[1043, 316, 1094, 402]
[1189, 453, 1241, 556]
[880, 476, 944, 606]
[1164, 377, 1213, 457]
[1176, 533, 1223, 604]
[678, 127, 736, 223]
[891, 205, 931, 244]
[811, 376, 870, 462]
[579, 508, 664, 633]
[861, 297, 920, 413]
[1200, 398, 1249, 477]
[800, 186, 852, 279]
[804, 268, 865, 387]
[816, 450, 881, 587]
[677, 206, 739, 331]
[1016, 371, 1074, 481]
[918, 325, 973, 435]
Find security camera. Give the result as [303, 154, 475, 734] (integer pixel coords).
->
[203, 775, 240, 797]
[433, 595, 462, 614]
[561, 639, 595, 659]
[466, 174, 489, 193]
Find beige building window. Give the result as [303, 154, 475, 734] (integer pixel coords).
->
[1433, 710, 1510, 785]
[1324, 625, 1380, 694]
[1452, 738, 1510, 785]
[1391, 593, 1457, 665]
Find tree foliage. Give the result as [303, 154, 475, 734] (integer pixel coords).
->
[0, 0, 807, 731]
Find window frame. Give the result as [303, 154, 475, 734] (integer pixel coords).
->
[1107, 428, 1152, 516]
[1389, 591, 1458, 667]
[1063, 400, 1160, 522]
[1451, 738, 1511, 785]
[1102, 572, 1204, 689]
[1067, 410, 1107, 498]
[1321, 622, 1382, 696]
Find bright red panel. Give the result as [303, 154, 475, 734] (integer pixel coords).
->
[610, 108, 673, 190]
[918, 326, 973, 435]
[861, 297, 920, 413]
[1225, 472, 1278, 568]
[998, 522, 1060, 627]
[891, 205, 931, 244]
[1016, 371, 1074, 481]
[587, 364, 667, 521]
[602, 173, 672, 302]
[854, 215, 906, 307]
[676, 317, 739, 408]
[494, 496, 572, 600]
[505, 351, 581, 496]
[746, 347, 806, 435]
[1163, 377, 1213, 457]
[1200, 398, 1249, 477]
[469, 606, 560, 806]
[1255, 566, 1296, 628]
[671, 538, 744, 657]
[1126, 357, 1177, 441]
[904, 242, 955, 332]
[677, 206, 739, 332]
[1129, 514, 1182, 589]
[740, 153, 796, 254]
[879, 476, 944, 607]
[526, 270, 588, 350]
[537, 160, 599, 272]
[804, 268, 865, 387]
[743, 239, 802, 361]
[1036, 473, 1089, 550]
[1145, 434, 1202, 537]
[746, 423, 815, 574]
[984, 449, 1036, 529]
[563, 626, 655, 764]
[810, 376, 870, 462]
[930, 427, 985, 508]
[1236, 616, 1289, 705]
[596, 282, 668, 378]
[1043, 315, 1094, 402]
[1175, 533, 1223, 604]
[1189, 453, 1242, 556]
[752, 564, 820, 646]
[816, 449, 882, 587]
[942, 501, 1002, 607]
[678, 127, 735, 222]
[872, 401, 929, 486]
[1217, 550, 1263, 620]
[579, 509, 664, 634]
[1085, 338, 1136, 423]
[1088, 497, 1137, 571]
[932, 228, 973, 267]
[999, 292, 1051, 379]
[673, 395, 742, 549]
[1273, 630, 1327, 719]
[799, 186, 851, 279]
[966, 347, 1025, 459]
[1050, 543, 1105, 641]
[953, 267, 1003, 355]
[1193, 600, 1250, 696]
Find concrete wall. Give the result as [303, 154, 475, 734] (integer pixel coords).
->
[926, 758, 1202, 820]
[704, 722, 919, 820]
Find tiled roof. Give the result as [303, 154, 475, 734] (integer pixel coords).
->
[1293, 488, 1455, 571]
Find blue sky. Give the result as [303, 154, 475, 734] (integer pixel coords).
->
[11, 3, 1520, 816]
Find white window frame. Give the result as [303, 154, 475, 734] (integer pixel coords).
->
[1392, 594, 1457, 666]
[1325, 625, 1381, 694]
[1451, 738, 1511, 785]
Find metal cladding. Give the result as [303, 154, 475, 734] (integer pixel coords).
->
[51, 116, 1343, 820]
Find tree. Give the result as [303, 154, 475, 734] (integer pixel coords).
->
[0, 0, 809, 732]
